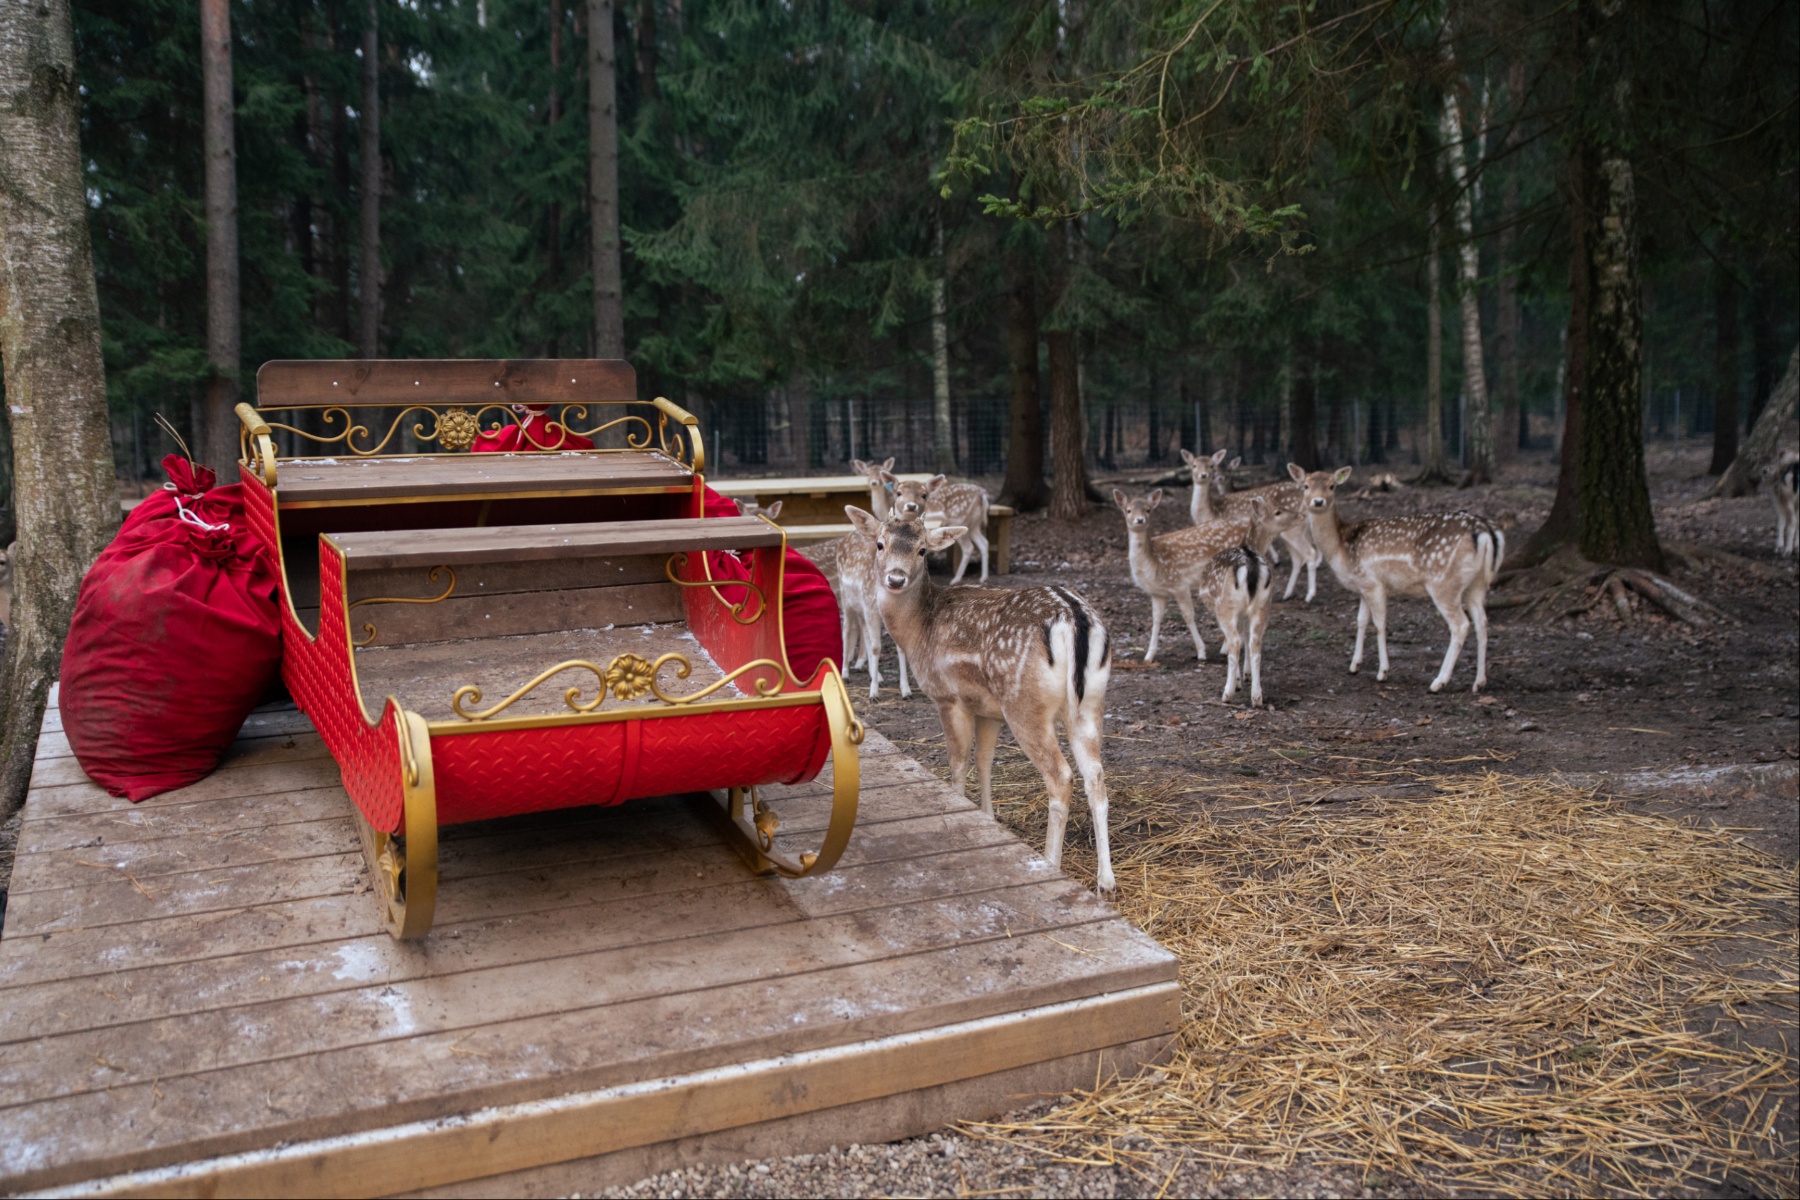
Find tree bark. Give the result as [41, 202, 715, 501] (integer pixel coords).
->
[1047, 330, 1086, 517]
[634, 0, 658, 100]
[1495, 59, 1524, 462]
[999, 253, 1046, 510]
[1287, 338, 1319, 471]
[0, 0, 122, 821]
[1523, 150, 1589, 563]
[1575, 63, 1661, 572]
[1707, 257, 1739, 476]
[930, 214, 955, 473]
[199, 0, 240, 471]
[1422, 210, 1449, 480]
[1713, 346, 1798, 498]
[546, 0, 563, 356]
[1439, 59, 1493, 483]
[588, 0, 624, 358]
[357, 0, 381, 358]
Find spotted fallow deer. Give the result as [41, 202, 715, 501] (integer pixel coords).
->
[839, 458, 910, 696]
[848, 507, 1115, 893]
[1181, 448, 1321, 602]
[1762, 450, 1798, 557]
[850, 457, 897, 518]
[1292, 464, 1504, 693]
[1114, 490, 1297, 705]
[886, 472, 993, 583]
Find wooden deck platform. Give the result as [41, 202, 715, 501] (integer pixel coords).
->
[0, 690, 1178, 1197]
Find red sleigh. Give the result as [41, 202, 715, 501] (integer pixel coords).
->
[235, 360, 862, 937]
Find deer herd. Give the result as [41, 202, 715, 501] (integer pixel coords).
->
[815, 449, 1520, 896]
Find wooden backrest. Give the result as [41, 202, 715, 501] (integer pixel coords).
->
[255, 359, 636, 408]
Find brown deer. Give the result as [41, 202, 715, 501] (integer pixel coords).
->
[850, 457, 897, 518]
[1763, 450, 1798, 557]
[848, 507, 1115, 893]
[886, 472, 993, 583]
[1182, 448, 1321, 602]
[1114, 490, 1296, 705]
[1291, 464, 1504, 693]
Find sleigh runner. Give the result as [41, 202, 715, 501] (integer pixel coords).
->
[236, 359, 862, 937]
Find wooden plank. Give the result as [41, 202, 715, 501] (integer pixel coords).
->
[346, 581, 686, 647]
[24, 758, 345, 821]
[11, 985, 1178, 1198]
[25, 735, 333, 794]
[329, 516, 777, 570]
[254, 359, 637, 408]
[345, 554, 669, 607]
[274, 452, 691, 505]
[0, 925, 1173, 1190]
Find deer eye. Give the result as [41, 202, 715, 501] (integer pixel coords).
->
[917, 546, 927, 556]
[875, 541, 884, 551]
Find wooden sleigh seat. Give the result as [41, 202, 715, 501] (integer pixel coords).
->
[237, 360, 863, 939]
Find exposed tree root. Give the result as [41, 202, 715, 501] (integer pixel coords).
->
[1492, 545, 1734, 626]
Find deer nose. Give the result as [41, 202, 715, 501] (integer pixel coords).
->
[884, 571, 909, 591]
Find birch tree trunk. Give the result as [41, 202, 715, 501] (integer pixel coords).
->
[0, 0, 122, 820]
[1421, 211, 1449, 480]
[200, 0, 240, 470]
[357, 0, 381, 358]
[1713, 347, 1797, 498]
[588, 0, 624, 358]
[1439, 57, 1493, 483]
[931, 214, 955, 473]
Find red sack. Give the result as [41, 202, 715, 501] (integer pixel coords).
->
[59, 456, 282, 801]
[702, 488, 842, 684]
[471, 405, 595, 452]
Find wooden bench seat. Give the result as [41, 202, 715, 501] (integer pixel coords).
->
[326, 516, 780, 571]
[274, 450, 693, 507]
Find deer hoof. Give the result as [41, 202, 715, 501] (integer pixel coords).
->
[1429, 679, 1446, 693]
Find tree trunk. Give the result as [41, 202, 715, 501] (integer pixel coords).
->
[0, 0, 123, 821]
[1576, 76, 1661, 572]
[200, 0, 240, 471]
[546, 0, 563, 355]
[1747, 263, 1775, 429]
[1495, 60, 1524, 463]
[930, 214, 955, 474]
[357, 0, 381, 358]
[1523, 159, 1589, 563]
[588, 0, 624, 358]
[330, 11, 353, 346]
[1285, 336, 1317, 472]
[633, 0, 657, 100]
[1046, 331, 1085, 517]
[1440, 65, 1493, 483]
[1707, 257, 1739, 476]
[999, 253, 1046, 510]
[1713, 347, 1798, 498]
[1422, 210, 1449, 480]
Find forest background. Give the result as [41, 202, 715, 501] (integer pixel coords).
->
[8, 0, 1791, 547]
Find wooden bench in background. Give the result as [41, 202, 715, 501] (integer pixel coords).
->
[710, 475, 1015, 574]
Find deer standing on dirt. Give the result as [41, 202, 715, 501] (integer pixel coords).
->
[1292, 464, 1504, 693]
[1114, 489, 1296, 706]
[1182, 448, 1321, 602]
[1763, 450, 1798, 557]
[848, 507, 1115, 893]
[886, 472, 993, 583]
[840, 461, 911, 697]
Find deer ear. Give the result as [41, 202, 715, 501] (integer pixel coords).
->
[1229, 456, 1241, 470]
[1110, 487, 1127, 509]
[1249, 494, 1266, 511]
[882, 457, 895, 471]
[927, 474, 947, 491]
[851, 458, 868, 473]
[925, 525, 966, 553]
[879, 469, 898, 485]
[763, 499, 782, 521]
[1149, 488, 1164, 507]
[1211, 448, 1228, 466]
[1333, 466, 1354, 485]
[1287, 462, 1307, 482]
[1180, 448, 1198, 466]
[846, 506, 881, 536]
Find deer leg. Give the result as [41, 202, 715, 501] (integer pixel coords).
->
[1369, 588, 1392, 682]
[1427, 583, 1469, 692]
[1305, 548, 1320, 603]
[1145, 594, 1167, 663]
[1066, 709, 1114, 894]
[949, 538, 971, 585]
[1350, 597, 1370, 675]
[974, 716, 1002, 816]
[860, 605, 884, 699]
[897, 645, 912, 699]
[972, 526, 990, 582]
[1174, 589, 1207, 663]
[1466, 580, 1491, 693]
[1248, 598, 1269, 708]
[1284, 555, 1302, 600]
[1218, 609, 1242, 702]
[937, 701, 976, 799]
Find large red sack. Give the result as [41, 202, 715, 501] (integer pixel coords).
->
[702, 487, 842, 683]
[59, 456, 282, 801]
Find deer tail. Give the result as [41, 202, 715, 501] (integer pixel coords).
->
[1047, 585, 1110, 724]
[1474, 519, 1505, 583]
